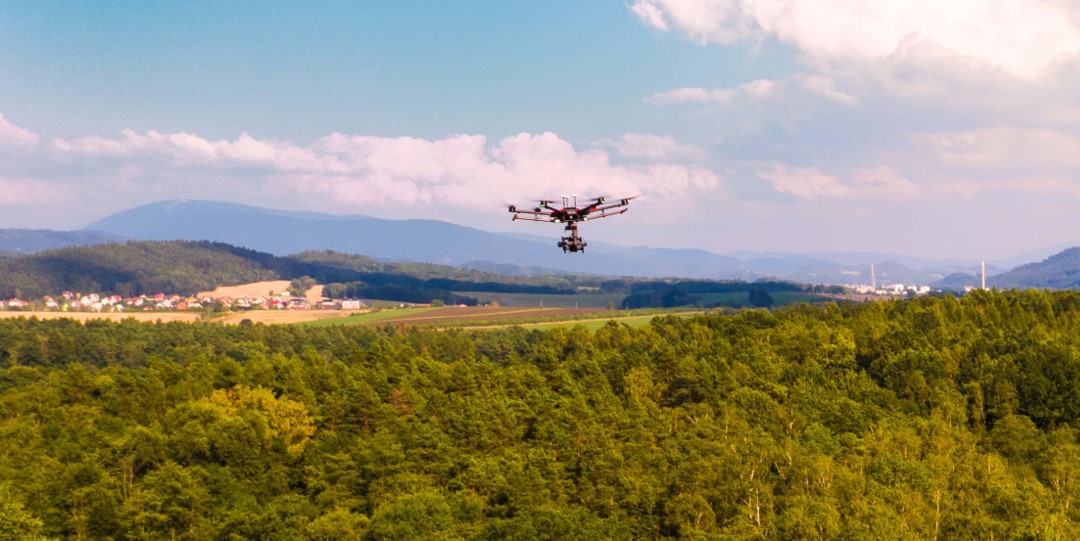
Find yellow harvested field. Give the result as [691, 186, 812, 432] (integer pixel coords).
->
[196, 280, 291, 300]
[216, 309, 354, 325]
[0, 311, 202, 323]
[0, 309, 355, 325]
[197, 280, 327, 305]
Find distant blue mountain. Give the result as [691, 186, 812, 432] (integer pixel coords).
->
[0, 228, 125, 254]
[80, 200, 1052, 283]
[83, 200, 749, 279]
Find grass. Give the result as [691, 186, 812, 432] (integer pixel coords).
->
[299, 304, 701, 330]
[296, 289, 834, 329]
[298, 307, 441, 327]
[515, 312, 698, 331]
[460, 291, 625, 309]
[464, 290, 833, 310]
[688, 291, 832, 308]
[423, 309, 701, 331]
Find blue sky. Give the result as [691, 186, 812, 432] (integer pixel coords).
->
[0, 2, 791, 140]
[2, 1, 1080, 261]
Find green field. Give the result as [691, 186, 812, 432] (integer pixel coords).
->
[298, 307, 440, 327]
[691, 290, 832, 307]
[515, 311, 699, 331]
[461, 291, 626, 308]
[295, 290, 832, 329]
[466, 290, 831, 310]
[433, 309, 702, 330]
[298, 305, 700, 330]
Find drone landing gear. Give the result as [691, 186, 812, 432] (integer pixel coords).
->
[557, 223, 587, 253]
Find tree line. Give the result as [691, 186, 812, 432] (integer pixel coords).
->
[3, 289, 1080, 538]
[620, 280, 842, 309]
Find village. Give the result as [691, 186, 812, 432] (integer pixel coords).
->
[0, 290, 368, 313]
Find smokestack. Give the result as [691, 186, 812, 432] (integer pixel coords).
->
[871, 263, 876, 291]
[981, 261, 986, 290]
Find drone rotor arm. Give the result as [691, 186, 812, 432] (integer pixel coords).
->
[509, 208, 551, 216]
[510, 215, 558, 223]
[579, 208, 628, 221]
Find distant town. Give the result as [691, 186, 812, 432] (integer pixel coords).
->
[0, 282, 955, 315]
[0, 291, 368, 313]
[847, 283, 933, 296]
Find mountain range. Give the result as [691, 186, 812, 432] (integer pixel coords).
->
[0, 229, 124, 255]
[0, 199, 1071, 287]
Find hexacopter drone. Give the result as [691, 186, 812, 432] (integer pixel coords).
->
[507, 195, 637, 253]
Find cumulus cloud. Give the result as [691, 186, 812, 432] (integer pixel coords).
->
[795, 74, 858, 105]
[630, 0, 1080, 80]
[651, 75, 855, 108]
[0, 177, 62, 205]
[758, 163, 920, 200]
[633, 2, 1080, 213]
[758, 164, 849, 199]
[914, 126, 1080, 172]
[0, 114, 40, 148]
[35, 127, 724, 217]
[849, 166, 921, 199]
[597, 133, 704, 161]
[650, 79, 776, 105]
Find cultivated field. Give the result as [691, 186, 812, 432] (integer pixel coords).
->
[216, 310, 357, 325]
[0, 274, 698, 328]
[0, 306, 701, 329]
[461, 291, 626, 308]
[0, 311, 203, 323]
[302, 306, 603, 327]
[0, 309, 362, 326]
[197, 280, 326, 304]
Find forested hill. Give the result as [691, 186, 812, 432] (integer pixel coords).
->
[989, 246, 1080, 288]
[0, 241, 281, 297]
[4, 290, 1080, 537]
[0, 240, 836, 309]
[0, 240, 591, 299]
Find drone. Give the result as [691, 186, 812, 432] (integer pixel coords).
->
[508, 195, 637, 253]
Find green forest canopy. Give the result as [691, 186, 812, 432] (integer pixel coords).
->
[2, 289, 1080, 538]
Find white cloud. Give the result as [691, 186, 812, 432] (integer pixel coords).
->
[795, 74, 857, 105]
[597, 133, 704, 161]
[740, 79, 776, 99]
[0, 177, 61, 205]
[849, 166, 921, 199]
[649, 79, 778, 105]
[630, 0, 1080, 80]
[629, 0, 668, 32]
[758, 163, 921, 200]
[0, 114, 40, 148]
[634, 2, 1080, 214]
[914, 126, 1080, 172]
[651, 74, 859, 109]
[650, 86, 737, 105]
[38, 127, 724, 216]
[758, 164, 849, 199]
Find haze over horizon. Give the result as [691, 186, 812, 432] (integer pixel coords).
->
[2, 1, 1080, 261]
